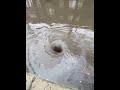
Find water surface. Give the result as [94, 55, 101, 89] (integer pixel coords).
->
[26, 0, 94, 90]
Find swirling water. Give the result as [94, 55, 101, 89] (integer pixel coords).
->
[26, 23, 94, 90]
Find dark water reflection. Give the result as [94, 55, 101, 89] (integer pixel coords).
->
[26, 0, 94, 29]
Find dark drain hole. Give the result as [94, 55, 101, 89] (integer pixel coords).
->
[52, 45, 62, 53]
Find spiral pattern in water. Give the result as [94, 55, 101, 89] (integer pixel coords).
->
[26, 23, 94, 90]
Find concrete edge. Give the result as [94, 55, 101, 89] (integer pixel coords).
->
[26, 73, 77, 90]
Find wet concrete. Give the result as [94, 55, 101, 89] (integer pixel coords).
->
[26, 73, 75, 90]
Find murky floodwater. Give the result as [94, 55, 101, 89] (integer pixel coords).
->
[26, 0, 94, 90]
[26, 0, 94, 30]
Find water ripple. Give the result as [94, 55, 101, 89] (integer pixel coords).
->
[26, 23, 94, 90]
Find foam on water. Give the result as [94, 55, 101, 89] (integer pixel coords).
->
[26, 23, 94, 90]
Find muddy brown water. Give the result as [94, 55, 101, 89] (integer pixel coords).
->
[26, 0, 94, 30]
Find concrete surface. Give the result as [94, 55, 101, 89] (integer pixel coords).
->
[26, 73, 76, 90]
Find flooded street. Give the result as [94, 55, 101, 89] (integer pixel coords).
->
[26, 0, 94, 90]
